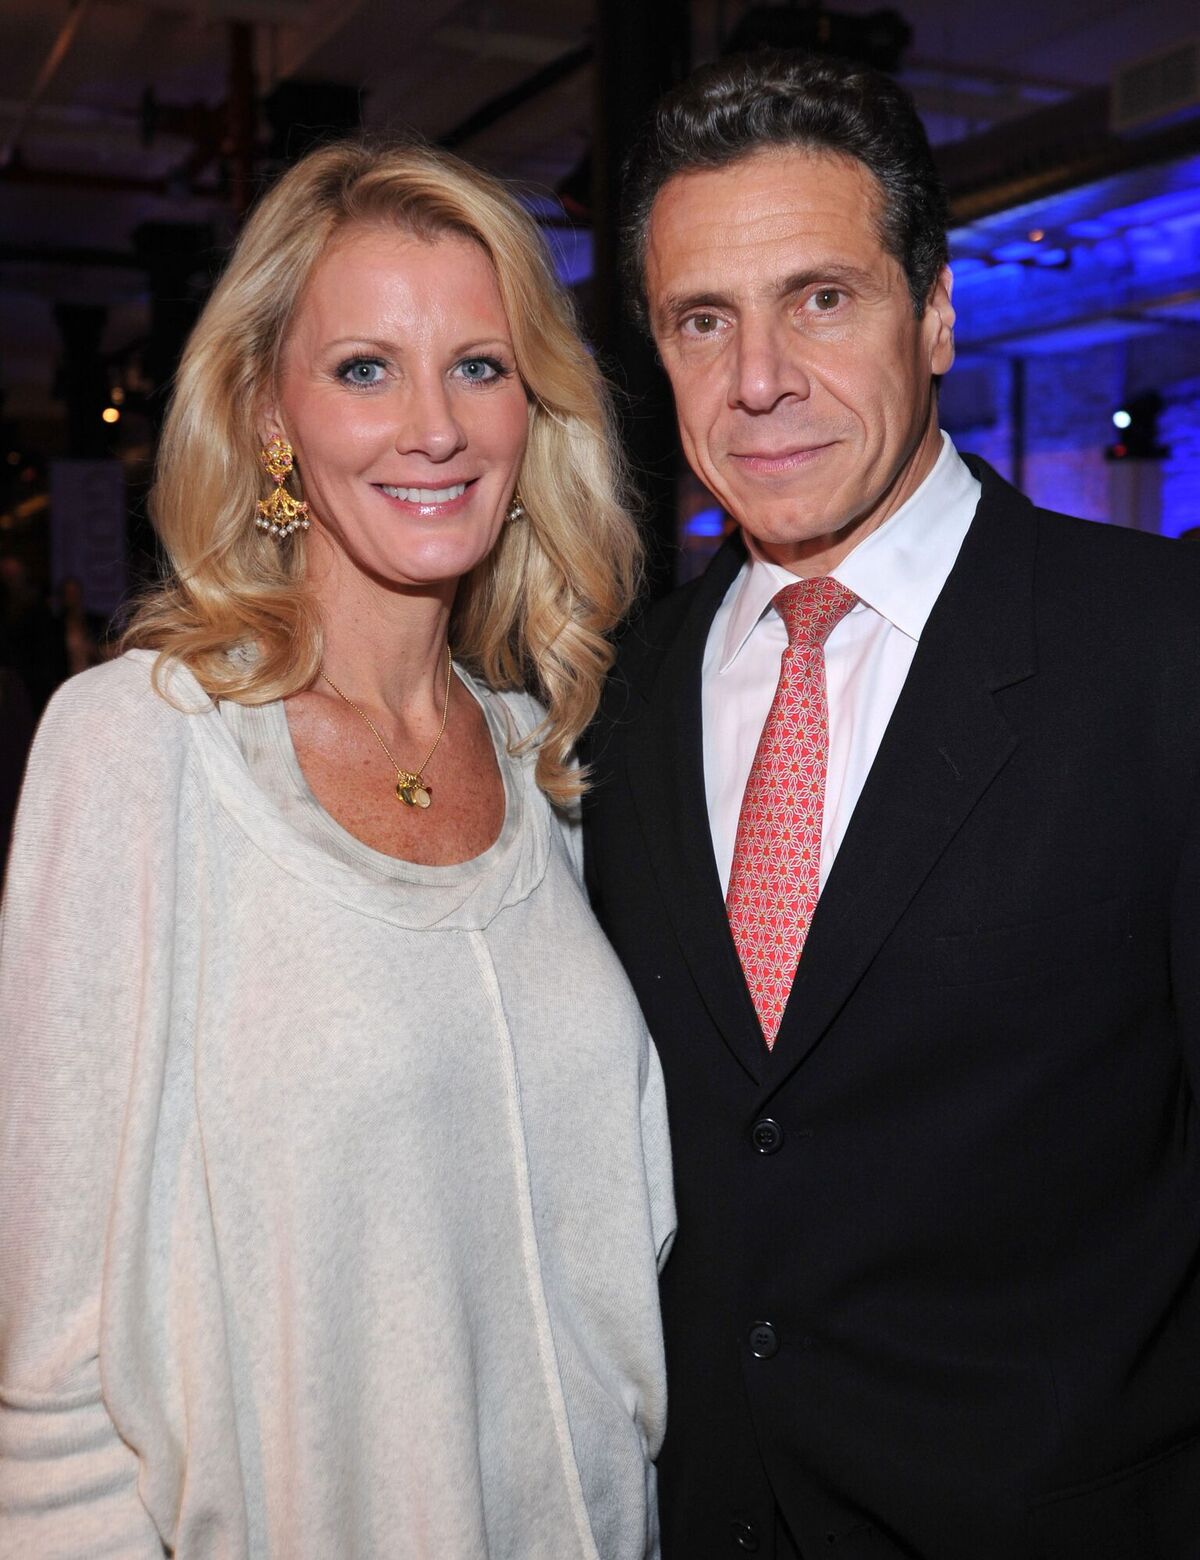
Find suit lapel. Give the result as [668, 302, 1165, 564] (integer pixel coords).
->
[766, 467, 1039, 1086]
[625, 536, 770, 1083]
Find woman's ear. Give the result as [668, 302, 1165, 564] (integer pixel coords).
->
[255, 412, 281, 450]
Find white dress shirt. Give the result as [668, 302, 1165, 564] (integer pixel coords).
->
[703, 433, 981, 896]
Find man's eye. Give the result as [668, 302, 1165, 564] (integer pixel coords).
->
[809, 288, 844, 312]
[685, 313, 721, 337]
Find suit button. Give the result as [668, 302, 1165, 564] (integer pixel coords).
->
[730, 1518, 760, 1551]
[748, 1321, 778, 1358]
[751, 1118, 783, 1154]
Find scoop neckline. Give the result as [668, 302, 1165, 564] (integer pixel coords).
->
[252, 662, 524, 886]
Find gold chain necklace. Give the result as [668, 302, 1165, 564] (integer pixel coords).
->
[321, 646, 453, 809]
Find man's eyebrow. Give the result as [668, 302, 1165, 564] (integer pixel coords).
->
[775, 264, 879, 298]
[653, 290, 735, 329]
[654, 264, 884, 330]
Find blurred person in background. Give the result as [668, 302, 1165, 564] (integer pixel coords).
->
[53, 574, 109, 678]
[0, 139, 673, 1560]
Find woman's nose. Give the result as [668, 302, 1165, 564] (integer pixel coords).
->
[394, 377, 466, 461]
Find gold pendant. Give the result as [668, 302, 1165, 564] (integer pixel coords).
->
[395, 771, 432, 808]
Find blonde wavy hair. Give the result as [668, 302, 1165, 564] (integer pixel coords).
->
[124, 139, 642, 804]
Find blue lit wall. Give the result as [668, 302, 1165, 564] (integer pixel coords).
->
[945, 151, 1200, 533]
[1161, 381, 1200, 538]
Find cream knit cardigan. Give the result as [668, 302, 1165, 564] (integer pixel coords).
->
[0, 651, 675, 1559]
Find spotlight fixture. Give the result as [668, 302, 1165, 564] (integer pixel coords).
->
[1106, 391, 1166, 460]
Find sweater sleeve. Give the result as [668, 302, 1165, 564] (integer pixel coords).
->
[0, 662, 177, 1557]
[639, 1037, 676, 1277]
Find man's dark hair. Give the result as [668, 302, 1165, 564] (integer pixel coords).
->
[621, 50, 950, 329]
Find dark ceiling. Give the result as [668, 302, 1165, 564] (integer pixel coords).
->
[1, 0, 1196, 435]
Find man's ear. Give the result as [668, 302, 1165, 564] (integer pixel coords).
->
[925, 265, 956, 376]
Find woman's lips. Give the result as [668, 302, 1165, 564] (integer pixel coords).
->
[373, 478, 476, 514]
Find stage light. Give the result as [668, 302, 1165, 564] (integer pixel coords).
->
[102, 407, 120, 424]
[1106, 392, 1166, 460]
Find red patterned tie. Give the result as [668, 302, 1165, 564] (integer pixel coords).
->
[726, 577, 857, 1048]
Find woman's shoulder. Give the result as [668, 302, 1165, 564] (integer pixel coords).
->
[485, 681, 548, 742]
[457, 666, 546, 752]
[35, 649, 212, 788]
[479, 680, 584, 864]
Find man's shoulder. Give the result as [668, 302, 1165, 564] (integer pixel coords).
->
[616, 575, 707, 668]
[612, 536, 745, 683]
[1021, 485, 1187, 557]
[1038, 506, 1200, 634]
[968, 455, 1200, 625]
[599, 573, 715, 736]
[587, 565, 723, 774]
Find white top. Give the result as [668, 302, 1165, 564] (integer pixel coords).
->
[703, 434, 981, 893]
[0, 650, 675, 1560]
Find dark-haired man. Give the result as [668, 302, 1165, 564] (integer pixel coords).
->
[584, 50, 1200, 1560]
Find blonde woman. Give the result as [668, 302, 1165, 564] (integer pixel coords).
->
[0, 142, 674, 1559]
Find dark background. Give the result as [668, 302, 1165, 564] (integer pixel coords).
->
[2, 0, 1200, 860]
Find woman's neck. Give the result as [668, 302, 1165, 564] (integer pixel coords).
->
[309, 552, 456, 722]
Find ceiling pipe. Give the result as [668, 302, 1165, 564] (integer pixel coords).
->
[941, 86, 1200, 221]
[1, 0, 98, 168]
[440, 43, 593, 151]
[906, 55, 1080, 96]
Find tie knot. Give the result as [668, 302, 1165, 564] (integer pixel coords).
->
[774, 577, 857, 649]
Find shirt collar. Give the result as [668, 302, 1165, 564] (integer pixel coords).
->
[716, 432, 980, 674]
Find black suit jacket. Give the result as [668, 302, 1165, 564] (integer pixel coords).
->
[584, 458, 1200, 1560]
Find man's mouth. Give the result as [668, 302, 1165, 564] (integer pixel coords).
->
[731, 444, 833, 463]
[729, 445, 836, 475]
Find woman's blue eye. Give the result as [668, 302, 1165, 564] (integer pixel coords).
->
[457, 357, 504, 383]
[339, 358, 385, 386]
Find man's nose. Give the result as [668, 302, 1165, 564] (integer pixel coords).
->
[731, 317, 811, 414]
[395, 376, 466, 461]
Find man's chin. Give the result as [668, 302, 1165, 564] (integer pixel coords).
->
[734, 495, 888, 572]
[736, 507, 843, 551]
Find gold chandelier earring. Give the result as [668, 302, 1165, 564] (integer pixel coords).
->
[255, 435, 310, 539]
[505, 492, 527, 523]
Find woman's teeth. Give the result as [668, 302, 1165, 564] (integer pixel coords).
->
[379, 482, 468, 503]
